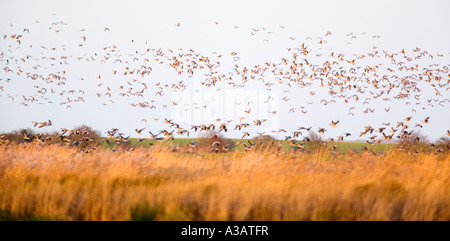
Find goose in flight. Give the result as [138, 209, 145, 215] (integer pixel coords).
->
[330, 120, 339, 127]
[37, 120, 52, 128]
[318, 128, 326, 134]
[219, 123, 227, 132]
[188, 141, 197, 148]
[209, 147, 219, 153]
[135, 128, 145, 134]
[149, 131, 163, 141]
[23, 132, 33, 141]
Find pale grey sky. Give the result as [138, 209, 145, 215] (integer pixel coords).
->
[1, 0, 449, 141]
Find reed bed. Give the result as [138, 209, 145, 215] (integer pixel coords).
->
[0, 143, 448, 220]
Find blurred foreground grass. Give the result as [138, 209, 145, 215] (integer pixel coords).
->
[0, 142, 448, 221]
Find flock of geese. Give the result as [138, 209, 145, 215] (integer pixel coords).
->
[1, 17, 450, 154]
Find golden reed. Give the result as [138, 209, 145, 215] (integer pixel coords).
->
[0, 143, 448, 220]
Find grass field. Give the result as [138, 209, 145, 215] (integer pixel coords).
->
[0, 141, 448, 221]
[106, 137, 397, 153]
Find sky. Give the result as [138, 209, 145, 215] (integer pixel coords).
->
[0, 0, 449, 141]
